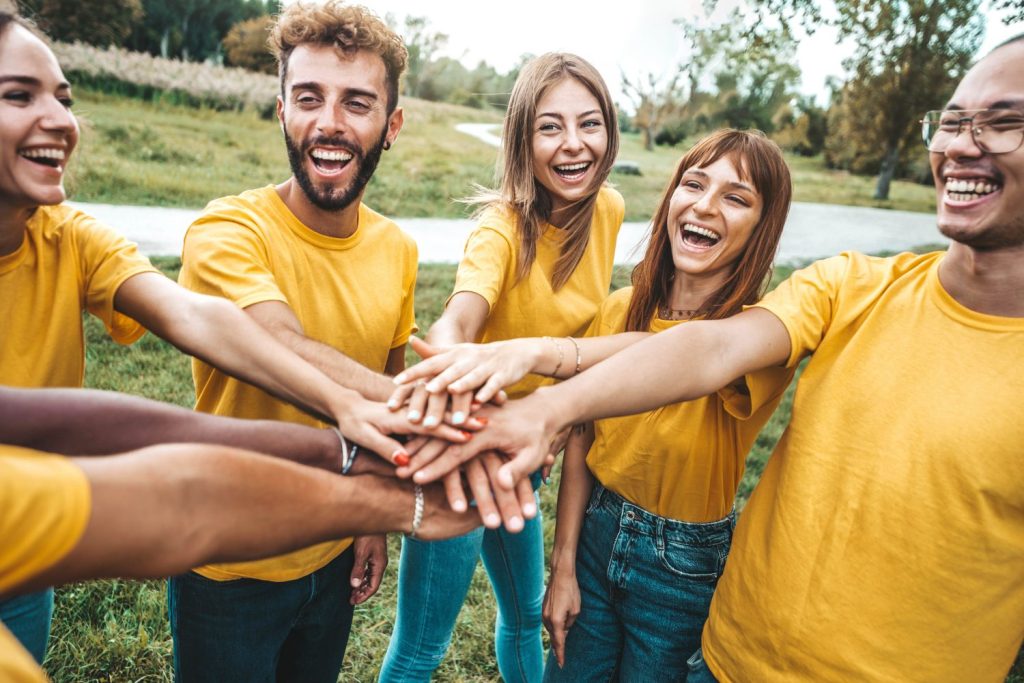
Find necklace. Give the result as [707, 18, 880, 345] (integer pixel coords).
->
[658, 306, 698, 321]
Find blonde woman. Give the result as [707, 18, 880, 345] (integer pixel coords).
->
[380, 53, 623, 682]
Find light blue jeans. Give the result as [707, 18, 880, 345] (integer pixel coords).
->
[380, 497, 544, 683]
[0, 589, 53, 664]
[543, 484, 732, 682]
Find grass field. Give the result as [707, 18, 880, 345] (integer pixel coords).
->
[43, 255, 1022, 682]
[65, 88, 937, 221]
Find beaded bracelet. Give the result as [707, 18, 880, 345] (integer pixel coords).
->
[408, 484, 424, 538]
[567, 336, 582, 375]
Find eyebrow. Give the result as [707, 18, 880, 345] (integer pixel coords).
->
[945, 99, 1024, 110]
[537, 108, 601, 121]
[686, 169, 756, 193]
[0, 74, 71, 89]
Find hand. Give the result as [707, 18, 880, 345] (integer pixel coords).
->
[542, 565, 581, 668]
[388, 380, 484, 432]
[392, 337, 535, 405]
[409, 391, 561, 491]
[337, 397, 474, 467]
[415, 482, 483, 540]
[349, 535, 388, 605]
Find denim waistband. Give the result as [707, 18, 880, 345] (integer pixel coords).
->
[591, 483, 734, 547]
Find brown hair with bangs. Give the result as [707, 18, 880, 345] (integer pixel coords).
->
[625, 129, 791, 331]
[467, 52, 619, 290]
[268, 0, 408, 112]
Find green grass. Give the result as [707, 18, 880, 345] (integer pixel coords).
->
[46, 254, 1022, 682]
[64, 88, 937, 220]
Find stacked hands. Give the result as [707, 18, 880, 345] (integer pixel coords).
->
[380, 336, 560, 533]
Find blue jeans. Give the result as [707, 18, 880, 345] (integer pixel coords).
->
[0, 589, 53, 664]
[543, 484, 733, 683]
[168, 547, 355, 683]
[380, 497, 544, 683]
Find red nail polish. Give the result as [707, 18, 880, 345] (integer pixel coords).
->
[394, 452, 410, 467]
[474, 417, 489, 426]
[460, 430, 473, 440]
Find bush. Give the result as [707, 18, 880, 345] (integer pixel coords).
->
[222, 15, 276, 75]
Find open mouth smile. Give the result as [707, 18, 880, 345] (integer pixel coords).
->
[680, 223, 721, 249]
[19, 147, 66, 171]
[309, 147, 354, 176]
[553, 161, 591, 182]
[944, 176, 1001, 202]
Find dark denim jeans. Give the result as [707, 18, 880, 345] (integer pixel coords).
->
[544, 484, 733, 683]
[168, 546, 355, 683]
[0, 589, 53, 664]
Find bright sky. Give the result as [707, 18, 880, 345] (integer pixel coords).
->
[360, 0, 1022, 108]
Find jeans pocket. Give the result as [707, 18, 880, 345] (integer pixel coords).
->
[657, 540, 720, 583]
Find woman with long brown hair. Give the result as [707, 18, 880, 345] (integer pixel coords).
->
[380, 52, 623, 682]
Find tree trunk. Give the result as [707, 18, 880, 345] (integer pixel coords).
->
[643, 125, 654, 152]
[873, 145, 900, 200]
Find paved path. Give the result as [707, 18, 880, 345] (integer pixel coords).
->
[69, 200, 944, 265]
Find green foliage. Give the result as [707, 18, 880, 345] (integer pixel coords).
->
[125, 0, 269, 62]
[824, 0, 984, 198]
[221, 14, 275, 74]
[20, 0, 143, 47]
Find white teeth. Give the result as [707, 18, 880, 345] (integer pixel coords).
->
[310, 149, 352, 162]
[945, 178, 997, 195]
[556, 162, 589, 172]
[21, 148, 65, 160]
[682, 223, 720, 241]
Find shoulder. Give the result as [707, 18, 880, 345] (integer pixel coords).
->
[194, 186, 277, 228]
[359, 204, 417, 250]
[596, 185, 625, 214]
[29, 204, 114, 240]
[592, 286, 633, 330]
[797, 250, 939, 292]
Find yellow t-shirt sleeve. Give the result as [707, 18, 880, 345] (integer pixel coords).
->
[0, 447, 91, 595]
[752, 254, 850, 368]
[451, 225, 514, 311]
[180, 215, 289, 310]
[72, 213, 158, 345]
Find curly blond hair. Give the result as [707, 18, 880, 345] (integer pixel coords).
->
[269, 0, 408, 111]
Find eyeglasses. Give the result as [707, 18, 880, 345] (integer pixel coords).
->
[920, 109, 1024, 155]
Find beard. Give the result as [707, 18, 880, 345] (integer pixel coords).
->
[283, 124, 388, 213]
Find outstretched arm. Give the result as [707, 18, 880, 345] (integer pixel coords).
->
[15, 443, 478, 595]
[113, 273, 471, 463]
[411, 307, 793, 488]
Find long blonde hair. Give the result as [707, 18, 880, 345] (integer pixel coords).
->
[468, 53, 619, 290]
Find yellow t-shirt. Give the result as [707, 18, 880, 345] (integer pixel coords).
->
[584, 287, 793, 522]
[0, 204, 156, 388]
[179, 186, 418, 581]
[452, 186, 624, 398]
[0, 446, 91, 683]
[703, 252, 1024, 682]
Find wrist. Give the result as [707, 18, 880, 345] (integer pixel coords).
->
[550, 547, 577, 576]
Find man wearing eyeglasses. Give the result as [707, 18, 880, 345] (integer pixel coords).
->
[427, 34, 1024, 682]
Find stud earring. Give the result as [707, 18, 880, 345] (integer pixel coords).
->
[383, 140, 392, 151]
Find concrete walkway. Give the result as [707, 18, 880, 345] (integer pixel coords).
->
[69, 200, 944, 266]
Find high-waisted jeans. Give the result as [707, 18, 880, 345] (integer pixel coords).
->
[543, 484, 733, 682]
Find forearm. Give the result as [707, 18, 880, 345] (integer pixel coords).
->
[0, 387, 339, 471]
[271, 325, 395, 401]
[23, 445, 418, 591]
[550, 425, 596, 574]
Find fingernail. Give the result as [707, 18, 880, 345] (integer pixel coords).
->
[393, 373, 406, 384]
[451, 411, 466, 425]
[386, 399, 398, 409]
[471, 402, 482, 411]
[393, 451, 410, 467]
[423, 415, 439, 428]
[460, 430, 473, 440]
[472, 417, 488, 427]
[426, 382, 440, 393]
[485, 513, 501, 527]
[523, 501, 537, 517]
[351, 578, 361, 587]
[407, 410, 421, 422]
[453, 499, 467, 512]
[508, 516, 523, 532]
[413, 471, 428, 483]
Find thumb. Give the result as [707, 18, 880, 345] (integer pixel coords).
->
[409, 336, 441, 360]
[497, 447, 542, 490]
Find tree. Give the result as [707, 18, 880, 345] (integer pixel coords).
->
[396, 15, 450, 99]
[18, 0, 143, 47]
[621, 69, 685, 151]
[832, 0, 983, 199]
[223, 14, 275, 73]
[127, 0, 267, 61]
